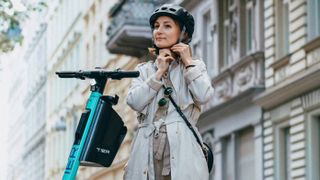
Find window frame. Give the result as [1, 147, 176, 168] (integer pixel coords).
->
[307, 0, 320, 41]
[222, 134, 236, 180]
[200, 4, 215, 77]
[275, 120, 291, 180]
[218, 0, 261, 71]
[275, 0, 290, 59]
[218, 0, 233, 71]
[307, 109, 320, 180]
[236, 127, 255, 180]
[244, 0, 255, 54]
[221, 127, 255, 180]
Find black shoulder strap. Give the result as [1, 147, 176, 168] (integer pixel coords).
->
[163, 85, 203, 147]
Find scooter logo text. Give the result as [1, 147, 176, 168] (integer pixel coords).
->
[96, 147, 110, 154]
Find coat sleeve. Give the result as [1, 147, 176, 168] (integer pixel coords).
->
[183, 59, 214, 104]
[126, 63, 164, 113]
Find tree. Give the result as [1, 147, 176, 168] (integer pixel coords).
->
[0, 0, 46, 54]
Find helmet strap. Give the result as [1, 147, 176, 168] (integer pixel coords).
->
[178, 26, 186, 43]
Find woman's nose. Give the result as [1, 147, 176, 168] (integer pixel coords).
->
[155, 25, 164, 34]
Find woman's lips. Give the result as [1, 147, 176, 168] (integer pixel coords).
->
[156, 37, 165, 41]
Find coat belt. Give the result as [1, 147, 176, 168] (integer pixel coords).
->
[138, 118, 183, 138]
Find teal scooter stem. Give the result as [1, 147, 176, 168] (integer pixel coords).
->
[62, 91, 101, 179]
[56, 69, 139, 180]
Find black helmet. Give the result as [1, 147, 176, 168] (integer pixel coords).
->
[149, 4, 195, 43]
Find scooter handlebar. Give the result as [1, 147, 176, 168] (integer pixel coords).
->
[55, 69, 139, 80]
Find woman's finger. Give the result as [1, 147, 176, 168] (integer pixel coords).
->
[170, 47, 182, 52]
[165, 57, 175, 63]
[172, 44, 188, 50]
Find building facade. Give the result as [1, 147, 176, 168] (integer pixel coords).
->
[194, 0, 265, 180]
[0, 51, 9, 179]
[3, 3, 48, 179]
[256, 0, 320, 179]
[6, 51, 27, 180]
[46, 0, 85, 179]
[23, 22, 47, 180]
[4, 0, 320, 179]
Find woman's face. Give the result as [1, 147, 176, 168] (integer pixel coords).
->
[153, 16, 181, 49]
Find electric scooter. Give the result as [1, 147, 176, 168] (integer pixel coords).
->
[56, 68, 139, 180]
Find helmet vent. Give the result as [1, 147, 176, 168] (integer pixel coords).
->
[161, 7, 168, 10]
[169, 8, 176, 12]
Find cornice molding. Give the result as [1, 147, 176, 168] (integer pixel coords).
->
[304, 36, 320, 52]
[255, 63, 320, 109]
[302, 88, 320, 110]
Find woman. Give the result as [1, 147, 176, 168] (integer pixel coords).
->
[125, 4, 214, 180]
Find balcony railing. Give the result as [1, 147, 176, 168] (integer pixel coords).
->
[106, 0, 165, 57]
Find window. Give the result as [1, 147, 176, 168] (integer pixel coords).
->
[222, 127, 255, 180]
[275, 124, 291, 180]
[244, 0, 254, 54]
[93, 36, 96, 67]
[284, 128, 291, 179]
[308, 0, 320, 40]
[237, 128, 255, 180]
[223, 135, 234, 180]
[202, 11, 214, 77]
[307, 114, 320, 180]
[219, 0, 259, 70]
[86, 43, 90, 68]
[276, 0, 289, 58]
[99, 24, 104, 66]
[219, 0, 233, 71]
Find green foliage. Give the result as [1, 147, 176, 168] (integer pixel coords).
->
[0, 0, 47, 54]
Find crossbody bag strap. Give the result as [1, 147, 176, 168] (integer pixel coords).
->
[163, 85, 203, 147]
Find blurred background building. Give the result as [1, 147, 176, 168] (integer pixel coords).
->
[255, 0, 320, 179]
[0, 0, 319, 180]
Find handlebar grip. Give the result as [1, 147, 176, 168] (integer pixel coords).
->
[108, 71, 140, 80]
[56, 71, 77, 78]
[117, 71, 140, 78]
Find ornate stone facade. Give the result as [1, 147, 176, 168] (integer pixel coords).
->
[255, 0, 320, 179]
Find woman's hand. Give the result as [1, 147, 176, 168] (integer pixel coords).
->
[155, 49, 174, 80]
[170, 43, 193, 66]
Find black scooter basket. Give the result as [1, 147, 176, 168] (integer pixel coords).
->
[80, 96, 127, 167]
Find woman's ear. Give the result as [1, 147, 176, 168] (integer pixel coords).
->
[182, 32, 190, 43]
[184, 32, 188, 38]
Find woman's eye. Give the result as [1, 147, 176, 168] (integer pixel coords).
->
[154, 25, 159, 29]
[165, 25, 171, 28]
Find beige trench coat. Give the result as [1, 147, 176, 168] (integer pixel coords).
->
[125, 59, 214, 180]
